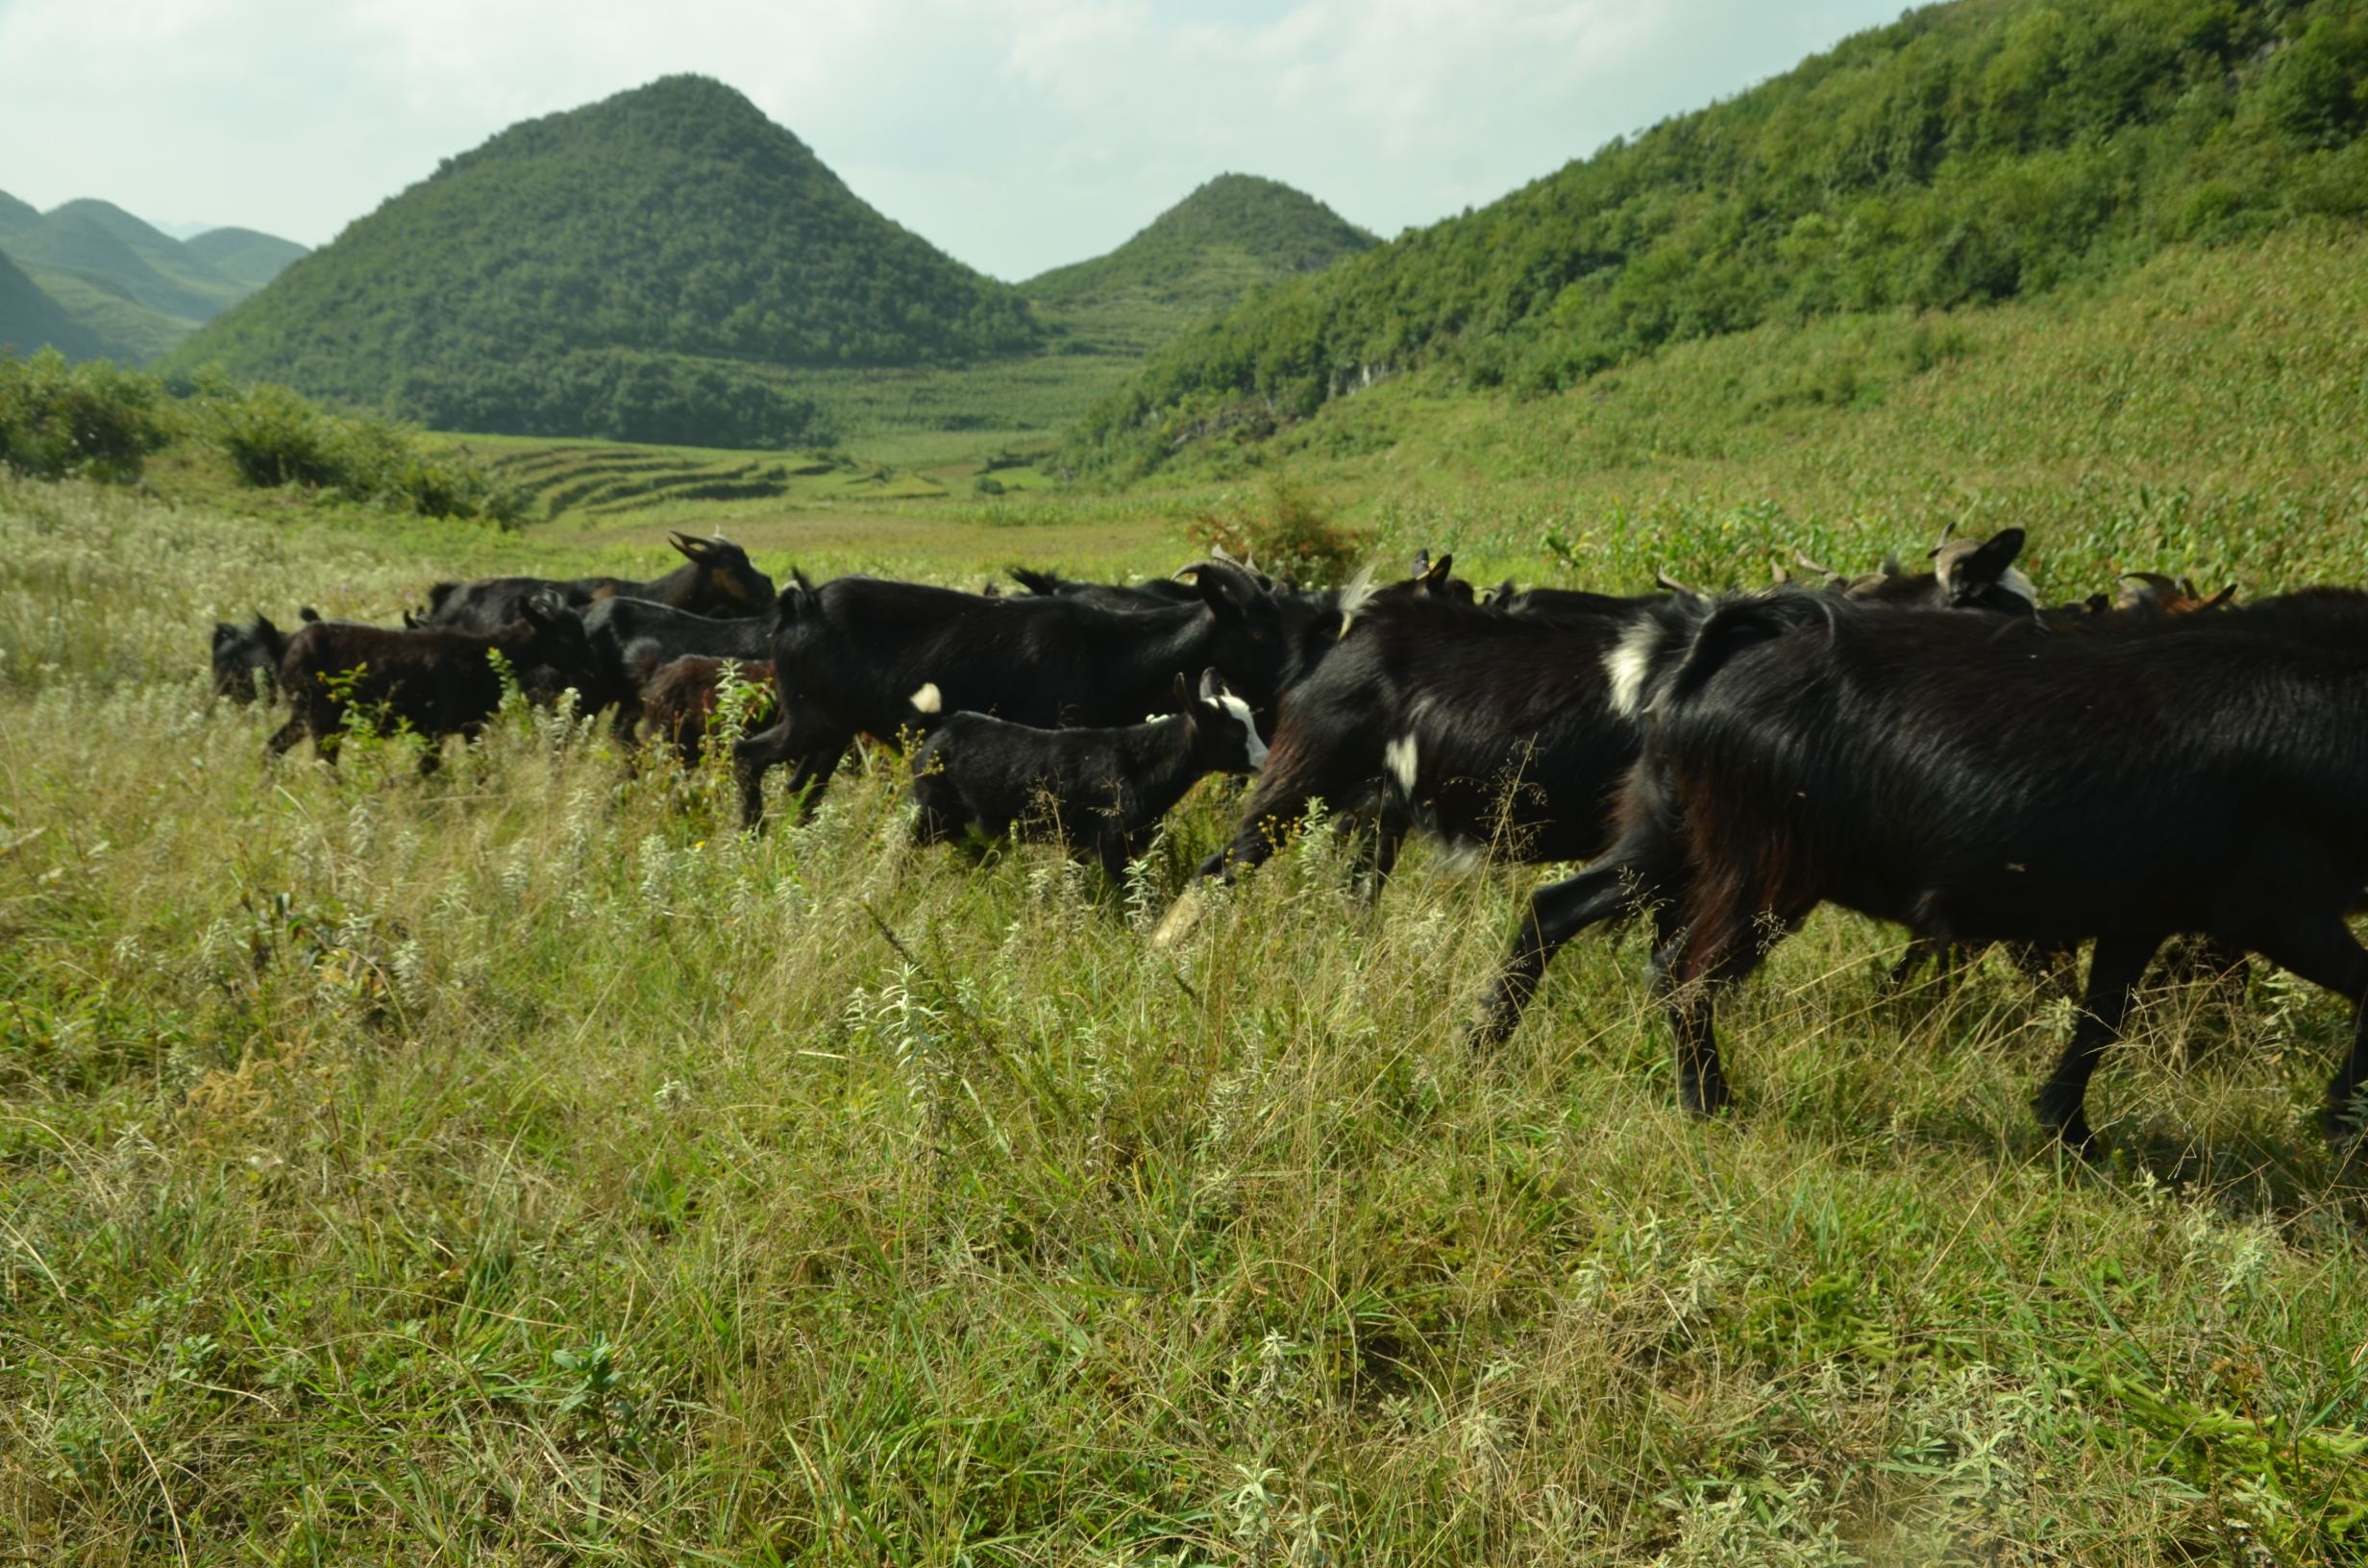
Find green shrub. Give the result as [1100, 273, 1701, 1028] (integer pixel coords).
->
[1187, 477, 1366, 584]
[0, 351, 174, 481]
[208, 382, 523, 526]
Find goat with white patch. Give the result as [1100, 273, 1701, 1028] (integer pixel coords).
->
[910, 670, 1267, 879]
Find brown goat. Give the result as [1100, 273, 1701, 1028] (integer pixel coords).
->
[635, 654, 776, 766]
[266, 593, 595, 771]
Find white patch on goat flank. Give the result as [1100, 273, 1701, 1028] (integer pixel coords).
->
[1605, 618, 1662, 717]
[1384, 734, 1419, 796]
[908, 682, 943, 714]
[1211, 693, 1268, 771]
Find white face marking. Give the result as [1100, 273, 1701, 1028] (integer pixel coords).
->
[1210, 693, 1268, 771]
[908, 681, 943, 715]
[1383, 734, 1418, 796]
[1604, 618, 1661, 717]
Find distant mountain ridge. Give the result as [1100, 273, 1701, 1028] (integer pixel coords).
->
[0, 187, 308, 363]
[0, 249, 102, 358]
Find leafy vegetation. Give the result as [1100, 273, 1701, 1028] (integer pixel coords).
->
[1186, 475, 1369, 584]
[164, 76, 1043, 445]
[0, 353, 520, 524]
[0, 350, 171, 481]
[1071, 0, 2368, 475]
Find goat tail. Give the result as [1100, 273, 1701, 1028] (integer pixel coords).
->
[1662, 592, 1837, 714]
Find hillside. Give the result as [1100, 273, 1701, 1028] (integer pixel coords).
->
[165, 75, 1044, 447]
[1024, 174, 1376, 355]
[0, 196, 308, 363]
[0, 199, 249, 323]
[0, 251, 101, 359]
[185, 226, 308, 290]
[1072, 0, 2368, 474]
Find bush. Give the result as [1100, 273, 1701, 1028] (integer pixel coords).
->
[1187, 477, 1367, 585]
[208, 383, 523, 527]
[0, 351, 174, 481]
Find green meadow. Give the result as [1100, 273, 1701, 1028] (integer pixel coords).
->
[5, 212, 2368, 1563]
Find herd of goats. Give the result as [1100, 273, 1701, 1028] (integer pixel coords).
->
[208, 525, 2368, 1160]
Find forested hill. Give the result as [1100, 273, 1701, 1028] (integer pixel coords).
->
[1024, 174, 1376, 353]
[0, 251, 101, 359]
[164, 75, 1045, 447]
[1069, 0, 2368, 475]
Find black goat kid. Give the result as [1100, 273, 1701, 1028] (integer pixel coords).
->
[1474, 591, 2368, 1154]
[911, 670, 1267, 878]
[733, 559, 1283, 828]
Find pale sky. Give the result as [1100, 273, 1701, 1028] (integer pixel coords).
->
[0, 0, 1912, 282]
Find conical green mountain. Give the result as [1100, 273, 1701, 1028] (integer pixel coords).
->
[185, 228, 308, 291]
[1073, 0, 2368, 473]
[1024, 174, 1374, 353]
[167, 75, 1045, 445]
[0, 250, 102, 359]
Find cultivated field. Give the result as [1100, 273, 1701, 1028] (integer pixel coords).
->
[8, 444, 2368, 1566]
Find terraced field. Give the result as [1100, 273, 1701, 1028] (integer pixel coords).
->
[460, 437, 956, 522]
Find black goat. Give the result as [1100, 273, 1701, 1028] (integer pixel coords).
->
[732, 559, 1289, 828]
[911, 669, 1267, 878]
[1198, 592, 1651, 893]
[1007, 567, 1203, 612]
[266, 592, 597, 770]
[421, 533, 774, 632]
[1472, 590, 2368, 1154]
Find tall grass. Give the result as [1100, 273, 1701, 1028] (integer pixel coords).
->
[7, 472, 2368, 1563]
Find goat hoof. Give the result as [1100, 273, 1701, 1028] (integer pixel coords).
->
[1679, 1078, 1731, 1118]
[2033, 1094, 2098, 1160]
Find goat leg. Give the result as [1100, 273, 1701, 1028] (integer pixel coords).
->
[2030, 932, 2163, 1154]
[1470, 857, 1643, 1048]
[2230, 915, 2368, 1148]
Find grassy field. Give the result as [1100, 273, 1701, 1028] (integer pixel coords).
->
[10, 226, 2368, 1563]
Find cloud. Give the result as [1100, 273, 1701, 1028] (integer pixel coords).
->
[0, 0, 1906, 276]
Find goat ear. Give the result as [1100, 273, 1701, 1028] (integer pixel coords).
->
[1411, 548, 1431, 577]
[1419, 551, 1452, 584]
[671, 532, 709, 561]
[1198, 667, 1225, 704]
[299, 605, 321, 623]
[1962, 528, 2026, 580]
[2205, 584, 2237, 609]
